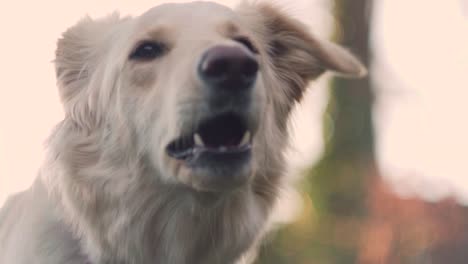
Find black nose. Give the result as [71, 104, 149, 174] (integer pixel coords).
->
[198, 45, 258, 90]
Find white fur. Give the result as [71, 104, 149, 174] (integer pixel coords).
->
[0, 2, 365, 263]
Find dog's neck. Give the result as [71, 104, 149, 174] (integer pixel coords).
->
[44, 120, 274, 264]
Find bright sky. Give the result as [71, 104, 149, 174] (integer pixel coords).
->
[0, 0, 467, 206]
[374, 0, 468, 203]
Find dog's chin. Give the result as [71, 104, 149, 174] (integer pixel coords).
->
[165, 143, 254, 193]
[184, 148, 253, 192]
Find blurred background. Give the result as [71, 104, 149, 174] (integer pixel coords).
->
[1, 0, 467, 263]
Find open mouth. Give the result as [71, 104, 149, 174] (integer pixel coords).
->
[166, 112, 252, 162]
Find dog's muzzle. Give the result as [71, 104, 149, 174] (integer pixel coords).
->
[164, 45, 260, 191]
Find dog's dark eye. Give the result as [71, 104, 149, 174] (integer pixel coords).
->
[233, 36, 258, 54]
[129, 41, 167, 60]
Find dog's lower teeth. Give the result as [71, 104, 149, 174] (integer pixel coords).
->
[194, 133, 205, 147]
[238, 131, 251, 147]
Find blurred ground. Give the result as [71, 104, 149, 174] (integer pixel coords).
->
[360, 177, 468, 264]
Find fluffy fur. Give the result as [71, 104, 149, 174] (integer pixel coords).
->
[0, 2, 365, 264]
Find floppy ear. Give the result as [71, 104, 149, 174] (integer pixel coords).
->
[55, 13, 123, 129]
[237, 3, 367, 100]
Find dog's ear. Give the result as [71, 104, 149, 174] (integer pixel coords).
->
[237, 3, 366, 100]
[55, 13, 123, 129]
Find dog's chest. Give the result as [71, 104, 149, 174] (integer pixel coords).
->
[87, 191, 266, 264]
[148, 198, 264, 263]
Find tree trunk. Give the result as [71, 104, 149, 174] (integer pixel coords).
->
[257, 0, 375, 263]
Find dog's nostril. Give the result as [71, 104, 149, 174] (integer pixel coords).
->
[198, 45, 258, 89]
[242, 59, 259, 81]
[200, 57, 230, 80]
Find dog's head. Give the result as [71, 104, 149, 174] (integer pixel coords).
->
[55, 2, 365, 193]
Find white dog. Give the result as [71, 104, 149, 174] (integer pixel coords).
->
[0, 2, 365, 263]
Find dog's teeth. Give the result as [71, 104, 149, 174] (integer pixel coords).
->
[194, 134, 205, 147]
[239, 131, 251, 147]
